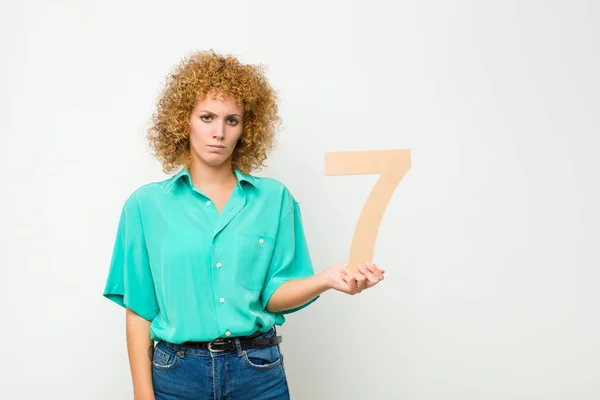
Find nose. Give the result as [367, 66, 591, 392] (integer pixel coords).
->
[213, 121, 225, 140]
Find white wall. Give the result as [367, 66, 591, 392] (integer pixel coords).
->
[1, 0, 599, 399]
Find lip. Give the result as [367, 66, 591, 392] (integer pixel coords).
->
[208, 145, 225, 149]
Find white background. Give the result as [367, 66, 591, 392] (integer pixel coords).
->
[1, 0, 599, 399]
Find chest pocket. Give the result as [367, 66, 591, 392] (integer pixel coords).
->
[235, 233, 276, 291]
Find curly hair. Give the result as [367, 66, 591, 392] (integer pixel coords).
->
[146, 50, 282, 175]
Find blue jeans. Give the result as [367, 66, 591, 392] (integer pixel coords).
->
[152, 327, 290, 400]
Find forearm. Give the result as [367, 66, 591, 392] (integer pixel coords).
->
[266, 272, 330, 313]
[126, 308, 155, 400]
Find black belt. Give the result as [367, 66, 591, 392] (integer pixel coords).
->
[180, 331, 282, 353]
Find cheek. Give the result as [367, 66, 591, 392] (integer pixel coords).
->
[189, 123, 209, 143]
[187, 131, 198, 148]
[228, 126, 244, 143]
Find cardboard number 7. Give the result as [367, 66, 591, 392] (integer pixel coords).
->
[325, 149, 411, 273]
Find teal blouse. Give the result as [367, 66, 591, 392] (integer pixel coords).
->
[103, 168, 318, 344]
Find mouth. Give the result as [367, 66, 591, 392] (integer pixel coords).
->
[208, 145, 226, 149]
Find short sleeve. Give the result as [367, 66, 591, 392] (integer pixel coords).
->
[102, 200, 159, 321]
[260, 200, 319, 315]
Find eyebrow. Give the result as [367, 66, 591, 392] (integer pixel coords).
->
[198, 110, 242, 117]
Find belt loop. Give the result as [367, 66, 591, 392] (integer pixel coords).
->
[234, 337, 244, 356]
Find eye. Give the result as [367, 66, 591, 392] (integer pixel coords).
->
[201, 115, 212, 122]
[227, 117, 238, 125]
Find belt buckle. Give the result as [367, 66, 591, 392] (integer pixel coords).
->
[207, 339, 226, 353]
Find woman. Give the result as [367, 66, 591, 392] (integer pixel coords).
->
[103, 50, 385, 400]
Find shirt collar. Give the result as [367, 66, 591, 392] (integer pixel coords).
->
[233, 169, 257, 188]
[167, 167, 257, 190]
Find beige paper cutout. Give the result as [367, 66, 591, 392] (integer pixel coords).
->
[325, 149, 411, 273]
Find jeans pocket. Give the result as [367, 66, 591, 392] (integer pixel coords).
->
[152, 342, 180, 371]
[242, 345, 283, 370]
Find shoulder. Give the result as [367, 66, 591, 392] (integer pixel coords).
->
[252, 176, 297, 201]
[253, 176, 289, 193]
[249, 175, 301, 219]
[121, 175, 178, 214]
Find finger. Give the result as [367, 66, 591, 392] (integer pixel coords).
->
[358, 264, 380, 284]
[340, 269, 349, 283]
[366, 262, 385, 280]
[366, 262, 385, 279]
[336, 277, 349, 292]
[354, 271, 367, 292]
[361, 272, 381, 289]
[373, 263, 386, 274]
[343, 273, 357, 294]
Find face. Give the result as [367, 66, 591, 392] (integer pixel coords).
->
[188, 91, 244, 170]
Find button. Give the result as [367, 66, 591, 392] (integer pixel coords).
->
[216, 262, 222, 268]
[220, 298, 225, 303]
[259, 238, 264, 244]
[225, 331, 231, 337]
[206, 201, 211, 206]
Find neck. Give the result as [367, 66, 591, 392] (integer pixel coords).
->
[188, 160, 237, 191]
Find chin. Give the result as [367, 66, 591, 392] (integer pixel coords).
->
[201, 155, 231, 167]
[190, 148, 233, 168]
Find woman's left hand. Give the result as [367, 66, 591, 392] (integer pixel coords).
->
[320, 262, 385, 295]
